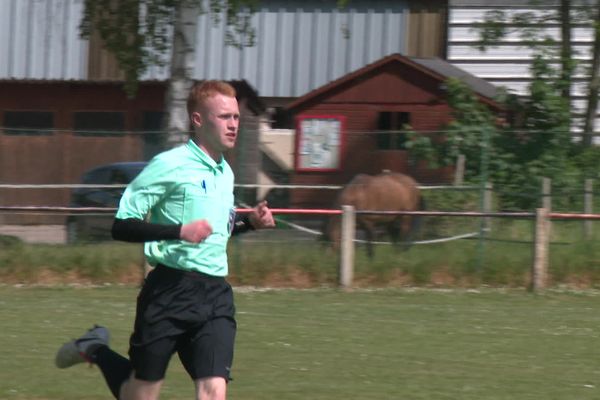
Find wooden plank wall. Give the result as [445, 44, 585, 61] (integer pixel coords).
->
[0, 133, 145, 224]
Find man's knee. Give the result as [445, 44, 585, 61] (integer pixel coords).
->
[119, 371, 163, 400]
[195, 376, 227, 400]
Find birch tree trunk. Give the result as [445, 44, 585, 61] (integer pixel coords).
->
[582, 2, 600, 146]
[559, 0, 572, 102]
[164, 3, 199, 148]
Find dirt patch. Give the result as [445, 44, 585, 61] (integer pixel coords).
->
[351, 269, 411, 287]
[3, 265, 599, 290]
[230, 268, 317, 288]
[429, 268, 457, 286]
[559, 273, 599, 289]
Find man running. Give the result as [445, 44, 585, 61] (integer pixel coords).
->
[55, 80, 275, 400]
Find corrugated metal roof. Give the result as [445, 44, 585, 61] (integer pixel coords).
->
[0, 0, 88, 80]
[188, 1, 410, 97]
[287, 53, 501, 111]
[410, 57, 498, 99]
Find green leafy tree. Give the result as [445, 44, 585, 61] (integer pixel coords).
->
[442, 65, 598, 211]
[440, 78, 500, 184]
[80, 0, 258, 96]
[402, 66, 597, 210]
[497, 53, 573, 209]
[80, 0, 259, 147]
[403, 128, 436, 169]
[475, 0, 600, 146]
[80, 0, 350, 147]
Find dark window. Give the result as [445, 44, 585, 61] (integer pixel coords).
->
[142, 111, 165, 132]
[271, 107, 293, 129]
[3, 111, 54, 135]
[74, 111, 125, 136]
[141, 111, 166, 159]
[376, 112, 410, 150]
[141, 111, 165, 142]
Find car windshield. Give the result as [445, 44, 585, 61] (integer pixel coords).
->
[81, 163, 147, 184]
[123, 164, 146, 181]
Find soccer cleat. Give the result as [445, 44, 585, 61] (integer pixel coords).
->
[55, 325, 110, 368]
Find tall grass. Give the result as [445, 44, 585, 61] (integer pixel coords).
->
[0, 241, 144, 283]
[0, 219, 598, 288]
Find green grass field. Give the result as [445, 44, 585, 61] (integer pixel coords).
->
[1, 285, 599, 399]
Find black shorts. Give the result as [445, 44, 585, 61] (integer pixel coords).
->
[128, 264, 236, 382]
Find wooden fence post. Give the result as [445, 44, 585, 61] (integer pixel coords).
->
[542, 177, 552, 211]
[454, 154, 465, 186]
[339, 205, 355, 289]
[532, 207, 550, 291]
[541, 177, 552, 237]
[483, 182, 493, 232]
[584, 179, 593, 239]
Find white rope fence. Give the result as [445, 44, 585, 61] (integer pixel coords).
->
[0, 183, 478, 190]
[236, 201, 482, 245]
[270, 213, 481, 245]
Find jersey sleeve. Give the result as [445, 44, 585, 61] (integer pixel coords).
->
[115, 157, 176, 220]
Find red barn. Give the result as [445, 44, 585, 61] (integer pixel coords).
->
[284, 53, 502, 208]
[0, 80, 264, 224]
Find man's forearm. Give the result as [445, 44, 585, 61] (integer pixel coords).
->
[232, 214, 255, 236]
[112, 213, 257, 242]
[111, 218, 181, 242]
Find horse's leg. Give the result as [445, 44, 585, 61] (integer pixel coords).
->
[361, 220, 376, 259]
[400, 216, 413, 250]
[325, 216, 342, 254]
[386, 218, 401, 249]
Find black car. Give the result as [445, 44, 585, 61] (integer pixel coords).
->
[66, 162, 147, 243]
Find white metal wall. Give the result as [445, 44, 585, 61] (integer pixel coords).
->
[0, 0, 88, 80]
[0, 0, 409, 99]
[2, 0, 595, 117]
[447, 0, 600, 135]
[189, 0, 409, 97]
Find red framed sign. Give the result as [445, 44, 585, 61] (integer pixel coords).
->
[294, 114, 345, 171]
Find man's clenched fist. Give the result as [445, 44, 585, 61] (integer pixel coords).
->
[180, 219, 213, 243]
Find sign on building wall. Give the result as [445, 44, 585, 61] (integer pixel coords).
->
[295, 115, 345, 171]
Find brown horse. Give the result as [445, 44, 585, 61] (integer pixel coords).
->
[324, 172, 422, 258]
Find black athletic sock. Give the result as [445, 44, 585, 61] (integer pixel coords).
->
[93, 346, 132, 399]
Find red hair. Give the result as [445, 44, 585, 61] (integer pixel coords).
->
[187, 80, 237, 117]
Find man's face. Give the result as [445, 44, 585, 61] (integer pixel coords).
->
[192, 93, 240, 157]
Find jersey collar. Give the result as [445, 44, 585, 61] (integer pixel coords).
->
[187, 139, 225, 173]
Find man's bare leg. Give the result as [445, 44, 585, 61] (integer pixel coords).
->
[119, 372, 163, 400]
[195, 376, 227, 400]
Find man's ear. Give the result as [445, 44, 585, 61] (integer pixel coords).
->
[191, 112, 202, 128]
